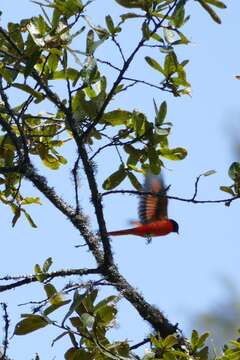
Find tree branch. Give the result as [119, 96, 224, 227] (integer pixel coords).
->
[0, 303, 9, 358]
[24, 164, 104, 264]
[0, 268, 100, 293]
[101, 189, 240, 206]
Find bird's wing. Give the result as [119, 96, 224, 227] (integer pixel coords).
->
[138, 175, 168, 224]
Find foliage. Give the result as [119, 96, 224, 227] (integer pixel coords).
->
[0, 0, 238, 359]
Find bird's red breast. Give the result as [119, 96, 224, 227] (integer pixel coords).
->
[107, 219, 174, 237]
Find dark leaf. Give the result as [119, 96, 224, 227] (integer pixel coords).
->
[197, 0, 222, 24]
[228, 162, 240, 181]
[103, 166, 127, 190]
[14, 315, 48, 335]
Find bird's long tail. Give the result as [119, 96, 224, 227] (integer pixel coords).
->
[107, 228, 135, 236]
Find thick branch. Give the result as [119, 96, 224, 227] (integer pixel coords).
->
[24, 164, 104, 264]
[101, 263, 183, 341]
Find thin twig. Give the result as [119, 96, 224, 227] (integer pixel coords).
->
[130, 337, 150, 350]
[72, 154, 81, 214]
[101, 188, 239, 205]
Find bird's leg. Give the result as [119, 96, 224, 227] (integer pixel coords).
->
[145, 235, 152, 244]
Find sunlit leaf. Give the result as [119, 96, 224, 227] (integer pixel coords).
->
[41, 258, 52, 274]
[145, 56, 165, 75]
[160, 147, 187, 160]
[103, 110, 132, 125]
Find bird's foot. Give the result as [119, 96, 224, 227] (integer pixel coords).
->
[145, 235, 152, 245]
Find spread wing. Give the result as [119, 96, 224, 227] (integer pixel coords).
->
[138, 175, 168, 224]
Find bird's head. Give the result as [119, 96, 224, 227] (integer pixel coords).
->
[170, 219, 179, 234]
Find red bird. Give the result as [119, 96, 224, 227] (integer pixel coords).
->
[107, 175, 179, 239]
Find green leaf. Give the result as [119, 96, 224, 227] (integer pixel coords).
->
[197, 0, 222, 24]
[120, 12, 143, 22]
[202, 169, 216, 176]
[162, 335, 178, 349]
[127, 172, 142, 190]
[14, 315, 48, 335]
[72, 91, 97, 118]
[86, 29, 94, 55]
[172, 5, 185, 28]
[105, 15, 115, 33]
[228, 162, 240, 181]
[148, 146, 161, 174]
[220, 186, 235, 196]
[41, 154, 61, 170]
[24, 50, 42, 77]
[155, 101, 167, 126]
[22, 209, 38, 228]
[0, 66, 18, 84]
[191, 329, 199, 350]
[142, 22, 151, 39]
[204, 0, 226, 8]
[8, 23, 24, 50]
[197, 332, 210, 349]
[65, 348, 91, 360]
[164, 52, 178, 77]
[103, 165, 127, 190]
[44, 283, 57, 299]
[133, 111, 146, 137]
[160, 147, 187, 160]
[44, 300, 71, 316]
[51, 68, 79, 82]
[48, 53, 59, 73]
[94, 295, 118, 312]
[13, 83, 45, 102]
[95, 304, 117, 326]
[44, 284, 64, 305]
[11, 206, 21, 227]
[145, 56, 165, 75]
[43, 257, 53, 273]
[21, 197, 41, 205]
[80, 313, 95, 328]
[34, 264, 46, 282]
[125, 144, 141, 166]
[114, 0, 146, 9]
[164, 28, 175, 43]
[103, 110, 132, 125]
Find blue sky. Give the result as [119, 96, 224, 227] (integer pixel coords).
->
[0, 0, 240, 358]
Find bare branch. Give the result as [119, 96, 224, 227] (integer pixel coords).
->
[0, 268, 100, 293]
[101, 187, 240, 206]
